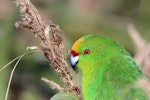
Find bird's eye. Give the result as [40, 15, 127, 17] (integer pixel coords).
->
[84, 49, 90, 55]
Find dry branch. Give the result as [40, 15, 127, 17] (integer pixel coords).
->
[127, 23, 150, 78]
[15, 0, 81, 97]
[41, 77, 66, 92]
[127, 23, 150, 99]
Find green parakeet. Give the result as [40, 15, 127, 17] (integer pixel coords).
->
[70, 35, 148, 100]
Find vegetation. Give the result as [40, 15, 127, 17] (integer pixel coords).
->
[0, 0, 150, 100]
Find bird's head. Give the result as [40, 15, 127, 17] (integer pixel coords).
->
[70, 35, 97, 73]
[70, 35, 119, 74]
[70, 36, 84, 72]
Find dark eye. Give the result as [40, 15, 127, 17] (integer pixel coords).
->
[84, 49, 90, 55]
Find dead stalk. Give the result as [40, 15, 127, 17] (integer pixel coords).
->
[15, 0, 81, 97]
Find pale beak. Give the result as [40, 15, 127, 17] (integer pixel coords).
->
[70, 54, 79, 72]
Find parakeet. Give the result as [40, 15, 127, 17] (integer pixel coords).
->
[70, 35, 148, 100]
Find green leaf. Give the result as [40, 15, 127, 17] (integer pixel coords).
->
[50, 92, 79, 100]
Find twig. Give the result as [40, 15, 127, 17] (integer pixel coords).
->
[44, 25, 56, 59]
[136, 78, 150, 99]
[14, 0, 81, 97]
[0, 50, 40, 72]
[41, 77, 66, 92]
[5, 56, 23, 100]
[127, 23, 150, 78]
[4, 50, 40, 100]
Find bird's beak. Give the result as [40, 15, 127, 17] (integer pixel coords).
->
[70, 54, 79, 72]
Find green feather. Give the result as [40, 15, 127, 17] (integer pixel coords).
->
[73, 35, 148, 100]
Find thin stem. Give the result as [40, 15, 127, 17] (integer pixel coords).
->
[5, 55, 23, 100]
[3, 50, 41, 100]
[0, 50, 41, 72]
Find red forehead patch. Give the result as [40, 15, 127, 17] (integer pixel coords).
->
[71, 50, 79, 56]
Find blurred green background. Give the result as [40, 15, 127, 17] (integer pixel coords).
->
[0, 0, 150, 100]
